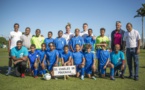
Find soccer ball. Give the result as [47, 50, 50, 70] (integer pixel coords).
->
[43, 73, 51, 80]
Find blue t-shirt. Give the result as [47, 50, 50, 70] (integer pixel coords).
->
[72, 51, 84, 65]
[110, 51, 125, 67]
[84, 36, 96, 51]
[11, 46, 28, 58]
[44, 38, 54, 51]
[69, 36, 84, 51]
[28, 51, 38, 64]
[46, 50, 59, 64]
[84, 52, 94, 65]
[97, 49, 110, 65]
[54, 37, 66, 50]
[37, 50, 46, 63]
[60, 51, 72, 62]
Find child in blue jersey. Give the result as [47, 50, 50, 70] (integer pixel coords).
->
[54, 30, 67, 56]
[37, 43, 47, 76]
[46, 42, 59, 78]
[60, 45, 73, 80]
[96, 42, 115, 80]
[84, 29, 96, 51]
[28, 44, 39, 78]
[72, 44, 85, 80]
[84, 44, 96, 80]
[44, 31, 54, 51]
[69, 28, 84, 52]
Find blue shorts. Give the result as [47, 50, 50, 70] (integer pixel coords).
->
[76, 64, 82, 73]
[99, 65, 106, 75]
[30, 64, 35, 70]
[57, 49, 63, 58]
[47, 64, 54, 71]
[85, 64, 93, 74]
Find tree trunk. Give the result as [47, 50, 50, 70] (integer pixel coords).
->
[142, 17, 144, 49]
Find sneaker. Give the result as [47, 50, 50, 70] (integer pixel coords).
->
[120, 74, 124, 79]
[92, 76, 96, 80]
[6, 70, 11, 76]
[110, 77, 115, 80]
[134, 77, 139, 81]
[55, 77, 58, 80]
[128, 76, 133, 79]
[21, 73, 25, 78]
[81, 75, 84, 80]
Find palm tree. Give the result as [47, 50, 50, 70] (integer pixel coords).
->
[134, 4, 145, 49]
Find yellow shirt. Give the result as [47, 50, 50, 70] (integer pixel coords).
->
[31, 36, 44, 49]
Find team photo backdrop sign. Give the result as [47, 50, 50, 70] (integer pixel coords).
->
[53, 66, 76, 76]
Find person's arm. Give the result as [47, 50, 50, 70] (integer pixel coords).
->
[137, 39, 141, 54]
[81, 56, 85, 65]
[123, 33, 126, 52]
[42, 55, 46, 63]
[103, 59, 109, 69]
[121, 52, 125, 70]
[55, 55, 59, 66]
[12, 56, 28, 65]
[27, 59, 30, 69]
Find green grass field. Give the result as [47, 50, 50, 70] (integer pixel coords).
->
[0, 48, 145, 90]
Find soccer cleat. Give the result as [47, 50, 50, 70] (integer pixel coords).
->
[92, 76, 96, 80]
[55, 77, 58, 80]
[81, 75, 84, 80]
[128, 76, 133, 79]
[21, 73, 25, 78]
[110, 77, 115, 80]
[120, 75, 124, 79]
[6, 71, 11, 76]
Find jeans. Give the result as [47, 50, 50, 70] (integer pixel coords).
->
[126, 48, 139, 77]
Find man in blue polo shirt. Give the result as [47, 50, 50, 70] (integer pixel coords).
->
[11, 40, 28, 78]
[110, 44, 126, 79]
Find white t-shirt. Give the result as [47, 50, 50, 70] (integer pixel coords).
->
[123, 29, 141, 48]
[62, 32, 74, 44]
[80, 30, 88, 38]
[9, 31, 22, 49]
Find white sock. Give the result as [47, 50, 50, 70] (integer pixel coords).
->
[8, 67, 11, 72]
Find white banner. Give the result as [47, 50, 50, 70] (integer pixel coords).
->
[53, 66, 76, 76]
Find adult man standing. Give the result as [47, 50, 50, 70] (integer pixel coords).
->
[31, 29, 44, 52]
[6, 23, 22, 75]
[80, 23, 89, 38]
[21, 27, 32, 49]
[123, 23, 141, 81]
[111, 21, 125, 51]
[63, 23, 74, 44]
[11, 40, 28, 77]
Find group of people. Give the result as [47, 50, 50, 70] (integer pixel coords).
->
[6, 21, 141, 81]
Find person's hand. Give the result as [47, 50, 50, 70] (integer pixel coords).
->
[103, 65, 107, 69]
[121, 64, 125, 70]
[137, 48, 140, 54]
[13, 61, 17, 65]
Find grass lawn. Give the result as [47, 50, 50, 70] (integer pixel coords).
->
[0, 48, 145, 90]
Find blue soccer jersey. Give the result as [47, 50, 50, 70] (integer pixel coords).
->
[54, 37, 66, 50]
[69, 36, 84, 51]
[60, 51, 72, 62]
[72, 51, 84, 65]
[46, 49, 59, 65]
[37, 50, 46, 63]
[110, 51, 125, 67]
[44, 38, 54, 51]
[84, 52, 94, 66]
[28, 51, 38, 64]
[84, 36, 96, 51]
[97, 49, 110, 65]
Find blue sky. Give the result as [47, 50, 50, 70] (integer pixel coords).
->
[0, 0, 145, 39]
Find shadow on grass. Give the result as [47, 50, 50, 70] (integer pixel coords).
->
[140, 66, 145, 68]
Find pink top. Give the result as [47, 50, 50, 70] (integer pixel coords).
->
[114, 32, 122, 45]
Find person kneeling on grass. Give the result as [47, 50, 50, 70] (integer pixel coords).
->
[46, 42, 59, 80]
[72, 44, 85, 80]
[28, 44, 39, 78]
[11, 40, 28, 78]
[84, 44, 96, 80]
[60, 45, 73, 80]
[110, 44, 126, 79]
[97, 42, 115, 80]
[37, 43, 47, 76]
